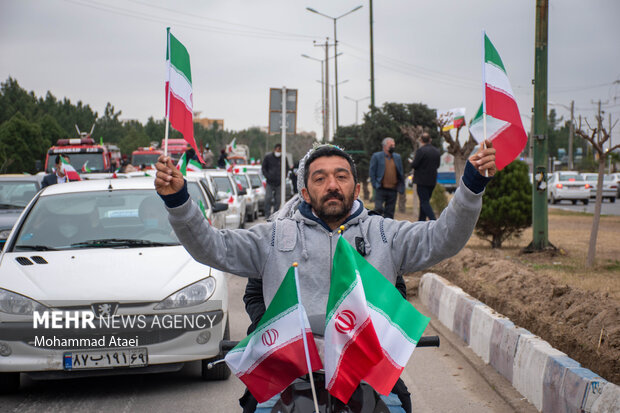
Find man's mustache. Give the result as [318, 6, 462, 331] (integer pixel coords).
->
[321, 191, 344, 203]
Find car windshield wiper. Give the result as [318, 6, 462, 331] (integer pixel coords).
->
[0, 203, 23, 209]
[70, 238, 179, 248]
[14, 245, 58, 251]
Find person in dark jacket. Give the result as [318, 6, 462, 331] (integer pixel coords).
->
[261, 143, 289, 216]
[41, 155, 68, 188]
[411, 133, 441, 221]
[217, 149, 228, 169]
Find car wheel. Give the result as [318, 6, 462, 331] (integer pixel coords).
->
[572, 200, 577, 205]
[253, 209, 258, 221]
[610, 197, 616, 203]
[247, 211, 254, 222]
[583, 199, 589, 205]
[201, 320, 231, 381]
[0, 372, 20, 394]
[550, 193, 558, 204]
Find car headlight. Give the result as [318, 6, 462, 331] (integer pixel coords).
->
[154, 277, 216, 310]
[0, 229, 12, 239]
[0, 288, 48, 315]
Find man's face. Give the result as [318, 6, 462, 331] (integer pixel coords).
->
[384, 139, 395, 152]
[55, 162, 65, 177]
[274, 147, 281, 154]
[301, 156, 360, 224]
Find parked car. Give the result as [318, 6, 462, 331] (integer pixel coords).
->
[233, 173, 258, 222]
[0, 178, 230, 393]
[581, 173, 617, 203]
[203, 170, 246, 229]
[547, 171, 590, 205]
[0, 175, 42, 250]
[186, 172, 229, 229]
[610, 173, 620, 197]
[247, 172, 266, 216]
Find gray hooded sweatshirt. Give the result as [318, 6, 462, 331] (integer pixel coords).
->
[165, 174, 484, 335]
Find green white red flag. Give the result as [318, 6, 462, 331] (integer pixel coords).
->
[226, 138, 237, 153]
[176, 152, 202, 176]
[325, 236, 430, 402]
[165, 28, 203, 163]
[60, 156, 81, 181]
[440, 108, 466, 131]
[225, 266, 323, 403]
[469, 32, 527, 170]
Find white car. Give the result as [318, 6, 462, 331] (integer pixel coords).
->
[547, 171, 590, 205]
[185, 172, 229, 229]
[581, 173, 617, 203]
[203, 170, 246, 229]
[0, 178, 230, 393]
[233, 173, 258, 222]
[610, 173, 620, 197]
[247, 172, 266, 216]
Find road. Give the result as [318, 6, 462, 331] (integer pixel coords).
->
[2, 217, 536, 412]
[549, 198, 620, 216]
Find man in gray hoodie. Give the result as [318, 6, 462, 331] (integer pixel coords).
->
[155, 142, 495, 331]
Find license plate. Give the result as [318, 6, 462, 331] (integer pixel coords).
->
[63, 348, 148, 370]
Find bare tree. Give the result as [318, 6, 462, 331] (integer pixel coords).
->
[436, 115, 477, 185]
[575, 113, 619, 268]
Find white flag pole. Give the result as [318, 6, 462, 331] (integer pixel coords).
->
[293, 263, 320, 413]
[164, 27, 171, 158]
[482, 30, 488, 177]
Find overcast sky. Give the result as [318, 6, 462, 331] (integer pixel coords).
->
[1, 0, 619, 145]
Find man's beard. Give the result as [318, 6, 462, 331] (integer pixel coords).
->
[308, 188, 355, 224]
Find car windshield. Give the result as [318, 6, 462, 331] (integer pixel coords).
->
[0, 180, 39, 208]
[12, 189, 180, 251]
[47, 153, 105, 173]
[234, 175, 250, 190]
[559, 174, 582, 182]
[132, 153, 161, 167]
[212, 176, 233, 194]
[248, 174, 262, 188]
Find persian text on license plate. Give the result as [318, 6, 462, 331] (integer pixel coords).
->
[63, 348, 148, 370]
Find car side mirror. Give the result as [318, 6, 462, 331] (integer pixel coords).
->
[238, 188, 247, 196]
[213, 202, 229, 213]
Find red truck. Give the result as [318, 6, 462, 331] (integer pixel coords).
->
[160, 138, 187, 162]
[131, 147, 163, 169]
[44, 137, 113, 173]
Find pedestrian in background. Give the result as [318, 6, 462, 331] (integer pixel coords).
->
[41, 155, 68, 188]
[261, 143, 289, 216]
[369, 137, 404, 219]
[203, 144, 214, 168]
[411, 132, 440, 221]
[217, 149, 227, 169]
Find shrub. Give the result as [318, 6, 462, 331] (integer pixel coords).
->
[430, 184, 448, 217]
[475, 160, 532, 248]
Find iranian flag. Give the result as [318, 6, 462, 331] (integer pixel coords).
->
[440, 108, 466, 131]
[176, 152, 202, 176]
[225, 266, 322, 403]
[324, 237, 384, 403]
[60, 157, 81, 181]
[469, 32, 527, 170]
[325, 237, 430, 402]
[165, 28, 203, 163]
[226, 138, 237, 153]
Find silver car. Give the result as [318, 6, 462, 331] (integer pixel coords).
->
[581, 173, 617, 203]
[547, 171, 590, 205]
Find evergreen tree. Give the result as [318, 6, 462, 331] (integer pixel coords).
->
[475, 160, 532, 248]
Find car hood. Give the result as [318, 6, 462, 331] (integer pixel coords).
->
[0, 246, 214, 304]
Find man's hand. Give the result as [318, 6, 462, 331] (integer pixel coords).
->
[469, 140, 497, 177]
[154, 155, 184, 195]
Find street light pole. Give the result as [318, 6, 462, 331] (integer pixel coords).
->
[306, 5, 362, 131]
[369, 0, 375, 108]
[302, 54, 325, 141]
[344, 96, 370, 124]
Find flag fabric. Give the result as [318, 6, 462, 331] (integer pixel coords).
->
[176, 152, 202, 176]
[324, 237, 384, 403]
[60, 157, 81, 181]
[440, 108, 466, 131]
[81, 161, 92, 173]
[226, 138, 237, 153]
[225, 266, 323, 403]
[469, 33, 528, 170]
[325, 237, 430, 402]
[165, 28, 204, 163]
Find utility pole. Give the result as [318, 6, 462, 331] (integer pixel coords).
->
[529, 0, 550, 251]
[314, 39, 332, 141]
[369, 0, 375, 108]
[568, 100, 574, 170]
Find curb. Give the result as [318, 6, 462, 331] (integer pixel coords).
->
[419, 273, 620, 413]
